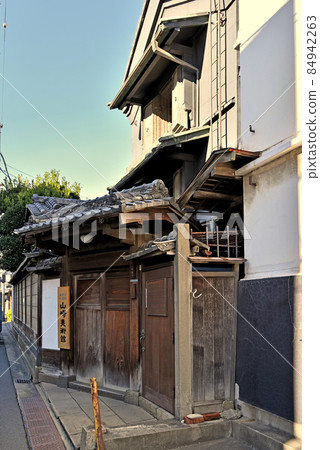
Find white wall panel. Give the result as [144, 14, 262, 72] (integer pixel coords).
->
[42, 278, 60, 350]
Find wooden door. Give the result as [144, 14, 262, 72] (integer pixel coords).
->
[192, 273, 236, 402]
[75, 277, 103, 384]
[103, 273, 130, 389]
[142, 266, 175, 414]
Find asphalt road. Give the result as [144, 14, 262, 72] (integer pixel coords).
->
[0, 334, 29, 449]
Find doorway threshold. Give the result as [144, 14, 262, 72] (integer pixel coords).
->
[68, 380, 126, 401]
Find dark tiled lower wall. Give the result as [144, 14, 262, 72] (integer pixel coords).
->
[236, 276, 297, 421]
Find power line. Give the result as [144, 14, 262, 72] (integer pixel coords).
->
[0, 0, 11, 185]
[6, 164, 35, 178]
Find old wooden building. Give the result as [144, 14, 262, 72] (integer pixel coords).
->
[107, 0, 302, 436]
[12, 176, 251, 419]
[12, 0, 301, 437]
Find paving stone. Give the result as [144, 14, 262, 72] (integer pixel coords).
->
[100, 396, 125, 408]
[111, 403, 155, 424]
[43, 387, 80, 417]
[100, 414, 126, 428]
[60, 412, 92, 435]
[69, 432, 82, 449]
[68, 391, 111, 420]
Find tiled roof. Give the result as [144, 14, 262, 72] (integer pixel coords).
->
[26, 256, 62, 272]
[10, 249, 60, 284]
[124, 231, 176, 260]
[27, 195, 83, 218]
[15, 180, 171, 235]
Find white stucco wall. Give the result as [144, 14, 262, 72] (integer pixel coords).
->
[127, 0, 161, 77]
[239, 0, 297, 151]
[42, 278, 60, 350]
[243, 149, 301, 279]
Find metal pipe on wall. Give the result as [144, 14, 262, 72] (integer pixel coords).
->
[151, 35, 200, 127]
[217, 0, 222, 148]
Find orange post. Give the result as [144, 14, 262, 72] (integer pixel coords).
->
[90, 377, 105, 450]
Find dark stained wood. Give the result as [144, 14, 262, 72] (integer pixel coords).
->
[146, 279, 168, 316]
[61, 249, 74, 374]
[130, 291, 139, 377]
[104, 310, 130, 388]
[193, 190, 241, 201]
[213, 277, 225, 399]
[37, 274, 43, 348]
[103, 272, 131, 388]
[75, 278, 103, 384]
[102, 224, 135, 245]
[42, 349, 61, 368]
[213, 162, 238, 178]
[192, 273, 236, 403]
[142, 266, 175, 414]
[68, 251, 127, 272]
[77, 279, 100, 306]
[106, 276, 130, 309]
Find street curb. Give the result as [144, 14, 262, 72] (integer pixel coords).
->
[79, 419, 231, 450]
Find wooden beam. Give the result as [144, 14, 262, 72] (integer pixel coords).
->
[188, 256, 246, 263]
[212, 163, 240, 179]
[168, 152, 195, 161]
[102, 224, 135, 245]
[164, 42, 193, 56]
[193, 190, 241, 202]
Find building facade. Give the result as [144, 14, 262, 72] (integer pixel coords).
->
[110, 0, 302, 436]
[11, 0, 301, 437]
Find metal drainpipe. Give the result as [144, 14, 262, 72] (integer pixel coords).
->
[209, 0, 213, 154]
[217, 0, 222, 148]
[151, 35, 200, 127]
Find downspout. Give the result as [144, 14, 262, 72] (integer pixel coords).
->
[209, 0, 213, 154]
[217, 0, 222, 148]
[151, 33, 200, 127]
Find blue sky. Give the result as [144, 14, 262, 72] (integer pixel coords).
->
[0, 0, 144, 199]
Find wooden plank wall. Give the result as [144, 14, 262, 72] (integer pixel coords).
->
[192, 272, 236, 403]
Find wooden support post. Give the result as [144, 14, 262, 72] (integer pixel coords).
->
[174, 223, 193, 419]
[217, 226, 220, 257]
[235, 226, 238, 258]
[90, 377, 105, 450]
[227, 225, 230, 258]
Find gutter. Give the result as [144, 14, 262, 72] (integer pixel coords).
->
[108, 28, 170, 110]
[109, 13, 209, 111]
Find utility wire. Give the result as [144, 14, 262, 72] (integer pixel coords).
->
[0, 0, 11, 185]
[7, 164, 35, 178]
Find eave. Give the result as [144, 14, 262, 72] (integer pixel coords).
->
[109, 13, 209, 110]
[178, 148, 261, 212]
[113, 126, 210, 191]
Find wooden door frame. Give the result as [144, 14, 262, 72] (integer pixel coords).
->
[192, 267, 239, 402]
[73, 272, 104, 385]
[141, 264, 175, 413]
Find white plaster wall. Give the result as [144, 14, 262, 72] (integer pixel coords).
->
[42, 278, 60, 350]
[127, 0, 161, 76]
[239, 0, 296, 151]
[128, 106, 144, 168]
[243, 150, 301, 279]
[160, 0, 208, 20]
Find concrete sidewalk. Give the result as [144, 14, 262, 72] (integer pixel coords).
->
[4, 322, 301, 450]
[39, 382, 158, 448]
